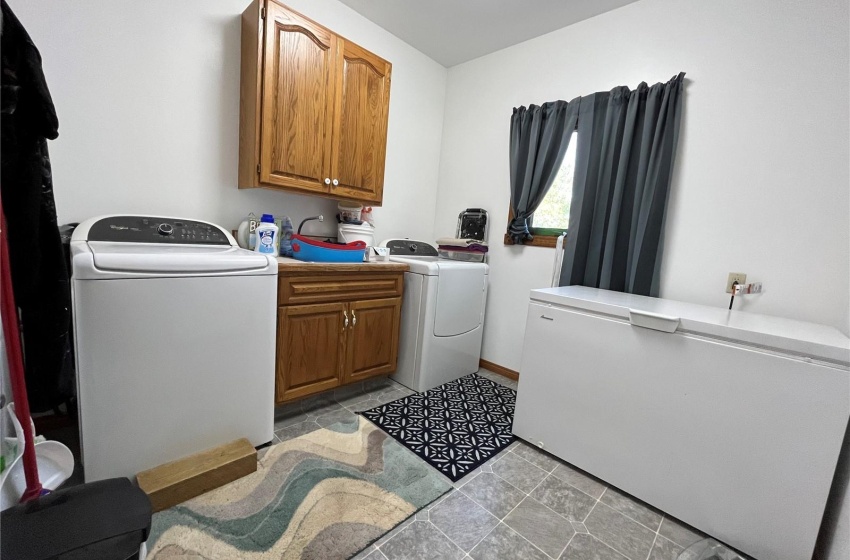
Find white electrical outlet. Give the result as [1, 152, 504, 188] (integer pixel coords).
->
[726, 272, 747, 294]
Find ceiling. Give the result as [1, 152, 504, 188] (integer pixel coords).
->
[336, 0, 641, 67]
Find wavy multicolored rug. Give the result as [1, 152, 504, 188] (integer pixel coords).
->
[145, 416, 451, 559]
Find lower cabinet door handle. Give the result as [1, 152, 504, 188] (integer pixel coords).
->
[343, 310, 349, 330]
[351, 311, 357, 327]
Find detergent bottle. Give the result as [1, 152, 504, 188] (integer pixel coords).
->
[254, 214, 279, 255]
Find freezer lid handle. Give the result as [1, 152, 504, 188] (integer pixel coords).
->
[629, 309, 680, 333]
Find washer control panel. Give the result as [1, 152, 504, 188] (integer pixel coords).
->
[87, 216, 230, 245]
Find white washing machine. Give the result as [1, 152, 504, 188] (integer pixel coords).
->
[71, 215, 278, 482]
[380, 240, 488, 392]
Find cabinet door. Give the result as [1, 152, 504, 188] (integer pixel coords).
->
[329, 39, 391, 203]
[343, 298, 401, 383]
[276, 303, 346, 403]
[260, 3, 336, 193]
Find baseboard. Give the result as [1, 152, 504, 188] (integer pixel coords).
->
[479, 359, 519, 381]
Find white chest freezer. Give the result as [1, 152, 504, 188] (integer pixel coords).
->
[513, 286, 850, 560]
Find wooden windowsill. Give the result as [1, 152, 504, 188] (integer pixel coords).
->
[503, 233, 560, 248]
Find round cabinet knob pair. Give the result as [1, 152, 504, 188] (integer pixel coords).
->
[323, 178, 339, 186]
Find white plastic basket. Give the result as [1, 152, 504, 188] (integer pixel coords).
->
[338, 202, 363, 222]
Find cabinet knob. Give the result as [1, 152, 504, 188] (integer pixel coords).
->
[332, 179, 339, 186]
[343, 310, 349, 330]
[324, 178, 331, 185]
[351, 310, 357, 327]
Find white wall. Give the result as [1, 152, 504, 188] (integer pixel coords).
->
[434, 0, 850, 372]
[10, 0, 446, 242]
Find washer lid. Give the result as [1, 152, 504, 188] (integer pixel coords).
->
[87, 242, 272, 274]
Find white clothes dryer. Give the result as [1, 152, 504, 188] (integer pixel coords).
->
[379, 239, 488, 392]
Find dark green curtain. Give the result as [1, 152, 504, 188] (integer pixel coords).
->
[560, 73, 685, 295]
[507, 98, 579, 244]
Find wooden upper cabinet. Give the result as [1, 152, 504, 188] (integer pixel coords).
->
[330, 41, 392, 203]
[260, 4, 336, 192]
[239, 0, 392, 205]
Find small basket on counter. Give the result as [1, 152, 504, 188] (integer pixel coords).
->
[291, 235, 367, 263]
[337, 202, 363, 223]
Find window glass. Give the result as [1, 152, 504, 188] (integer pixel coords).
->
[532, 131, 577, 232]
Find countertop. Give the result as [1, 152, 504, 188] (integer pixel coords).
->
[276, 256, 408, 273]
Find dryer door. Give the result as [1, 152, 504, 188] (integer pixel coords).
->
[433, 263, 486, 337]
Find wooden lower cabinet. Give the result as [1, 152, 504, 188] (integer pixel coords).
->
[275, 303, 346, 403]
[344, 298, 401, 384]
[275, 271, 403, 404]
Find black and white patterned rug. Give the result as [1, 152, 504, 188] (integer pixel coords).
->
[360, 373, 516, 481]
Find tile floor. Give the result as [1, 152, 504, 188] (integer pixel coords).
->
[273, 371, 712, 560]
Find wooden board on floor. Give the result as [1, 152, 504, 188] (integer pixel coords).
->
[479, 359, 520, 381]
[137, 438, 257, 512]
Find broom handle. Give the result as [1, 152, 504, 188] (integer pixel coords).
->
[0, 204, 44, 501]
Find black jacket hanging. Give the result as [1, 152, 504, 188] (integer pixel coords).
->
[1, 0, 72, 412]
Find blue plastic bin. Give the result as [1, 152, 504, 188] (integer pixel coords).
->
[291, 235, 367, 263]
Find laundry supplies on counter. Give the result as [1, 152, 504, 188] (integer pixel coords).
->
[239, 213, 293, 256]
[277, 216, 294, 257]
[338, 222, 375, 247]
[254, 214, 279, 255]
[237, 213, 259, 250]
[338, 202, 363, 223]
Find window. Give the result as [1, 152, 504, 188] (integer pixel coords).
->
[504, 131, 577, 247]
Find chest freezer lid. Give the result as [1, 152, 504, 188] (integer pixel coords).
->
[531, 286, 850, 366]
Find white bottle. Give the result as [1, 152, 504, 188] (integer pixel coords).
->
[254, 214, 279, 255]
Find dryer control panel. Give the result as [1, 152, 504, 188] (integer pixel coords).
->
[87, 216, 230, 245]
[382, 239, 438, 256]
